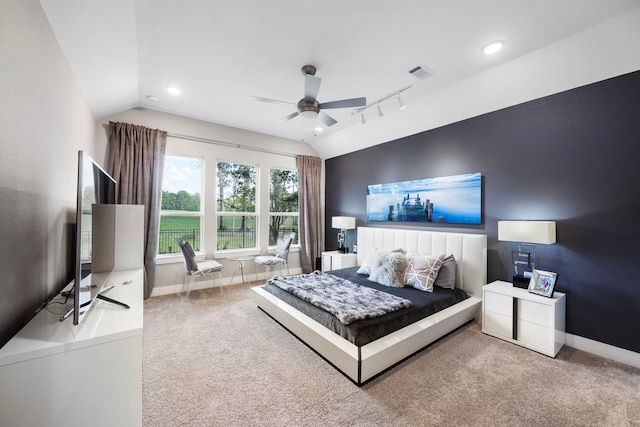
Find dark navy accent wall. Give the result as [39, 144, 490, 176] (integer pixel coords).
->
[325, 70, 640, 353]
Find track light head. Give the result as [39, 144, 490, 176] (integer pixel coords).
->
[377, 102, 384, 118]
[360, 110, 366, 125]
[397, 93, 406, 110]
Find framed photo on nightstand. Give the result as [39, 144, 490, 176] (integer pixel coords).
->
[528, 269, 558, 298]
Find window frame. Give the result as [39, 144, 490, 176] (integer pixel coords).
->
[159, 136, 300, 261]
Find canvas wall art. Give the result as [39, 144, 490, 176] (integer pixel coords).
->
[366, 172, 482, 224]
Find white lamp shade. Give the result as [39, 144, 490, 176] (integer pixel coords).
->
[498, 221, 556, 244]
[332, 216, 356, 230]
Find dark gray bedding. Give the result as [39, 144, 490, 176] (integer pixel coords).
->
[263, 267, 469, 346]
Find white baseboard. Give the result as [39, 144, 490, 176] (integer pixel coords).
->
[566, 333, 640, 369]
[149, 268, 302, 298]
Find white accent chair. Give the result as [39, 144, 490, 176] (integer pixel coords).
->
[175, 238, 223, 294]
[255, 232, 295, 279]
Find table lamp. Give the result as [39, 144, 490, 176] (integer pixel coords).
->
[332, 216, 356, 253]
[498, 220, 556, 288]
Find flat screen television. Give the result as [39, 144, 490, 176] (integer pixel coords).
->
[73, 151, 117, 324]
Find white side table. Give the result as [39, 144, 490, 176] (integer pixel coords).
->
[482, 280, 566, 357]
[228, 256, 255, 285]
[321, 251, 357, 271]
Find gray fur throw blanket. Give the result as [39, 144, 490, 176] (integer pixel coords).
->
[268, 271, 412, 325]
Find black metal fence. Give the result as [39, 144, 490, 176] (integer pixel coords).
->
[158, 227, 297, 254]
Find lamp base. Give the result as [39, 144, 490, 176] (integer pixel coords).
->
[512, 275, 530, 289]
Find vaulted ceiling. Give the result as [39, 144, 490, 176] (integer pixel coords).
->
[40, 0, 640, 158]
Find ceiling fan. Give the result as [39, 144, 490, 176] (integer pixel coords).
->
[253, 65, 366, 127]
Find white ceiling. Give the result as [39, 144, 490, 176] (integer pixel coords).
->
[39, 0, 640, 158]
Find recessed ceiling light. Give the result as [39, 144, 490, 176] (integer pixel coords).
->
[314, 126, 323, 132]
[165, 86, 181, 95]
[482, 40, 505, 55]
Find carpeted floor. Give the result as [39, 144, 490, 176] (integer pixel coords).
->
[142, 284, 640, 426]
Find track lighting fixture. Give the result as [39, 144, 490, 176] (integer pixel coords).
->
[352, 85, 411, 124]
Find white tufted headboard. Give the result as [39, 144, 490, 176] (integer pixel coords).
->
[356, 227, 487, 298]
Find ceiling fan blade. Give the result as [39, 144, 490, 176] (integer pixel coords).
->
[304, 75, 321, 102]
[318, 111, 337, 127]
[276, 111, 299, 124]
[253, 96, 296, 107]
[319, 97, 367, 109]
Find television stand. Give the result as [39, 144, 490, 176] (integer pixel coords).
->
[0, 269, 143, 427]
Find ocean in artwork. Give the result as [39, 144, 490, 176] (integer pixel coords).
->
[366, 173, 481, 224]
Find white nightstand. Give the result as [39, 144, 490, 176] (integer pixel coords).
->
[321, 251, 357, 271]
[482, 280, 566, 357]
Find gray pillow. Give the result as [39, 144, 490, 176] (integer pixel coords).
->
[434, 254, 457, 289]
[368, 251, 409, 287]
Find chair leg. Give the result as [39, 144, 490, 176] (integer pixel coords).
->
[183, 274, 195, 296]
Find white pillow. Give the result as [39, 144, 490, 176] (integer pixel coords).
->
[404, 254, 445, 292]
[356, 247, 385, 275]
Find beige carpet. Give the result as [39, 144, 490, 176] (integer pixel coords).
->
[142, 284, 640, 426]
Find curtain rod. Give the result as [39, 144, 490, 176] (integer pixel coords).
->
[167, 132, 298, 158]
[103, 124, 298, 158]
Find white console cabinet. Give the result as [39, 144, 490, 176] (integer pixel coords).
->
[482, 280, 566, 357]
[322, 251, 357, 271]
[0, 205, 144, 427]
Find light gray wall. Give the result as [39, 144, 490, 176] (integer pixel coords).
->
[0, 0, 98, 346]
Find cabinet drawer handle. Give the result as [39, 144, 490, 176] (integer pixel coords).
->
[512, 297, 518, 340]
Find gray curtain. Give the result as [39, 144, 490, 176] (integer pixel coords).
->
[296, 155, 322, 273]
[107, 122, 166, 299]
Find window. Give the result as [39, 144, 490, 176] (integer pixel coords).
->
[269, 168, 298, 246]
[159, 155, 202, 254]
[216, 161, 257, 250]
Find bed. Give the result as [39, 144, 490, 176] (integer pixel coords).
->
[251, 226, 487, 385]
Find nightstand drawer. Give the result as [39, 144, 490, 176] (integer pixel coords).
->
[483, 310, 512, 339]
[484, 291, 513, 317]
[519, 299, 552, 328]
[518, 320, 552, 350]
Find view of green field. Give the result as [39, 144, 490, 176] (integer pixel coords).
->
[159, 215, 295, 254]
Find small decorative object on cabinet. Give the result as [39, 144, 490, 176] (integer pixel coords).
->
[482, 280, 566, 357]
[528, 269, 557, 297]
[321, 251, 357, 272]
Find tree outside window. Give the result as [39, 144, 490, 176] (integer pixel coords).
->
[216, 161, 257, 250]
[269, 168, 298, 246]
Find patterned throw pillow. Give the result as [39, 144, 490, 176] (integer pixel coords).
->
[405, 254, 445, 292]
[434, 254, 456, 289]
[368, 251, 409, 287]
